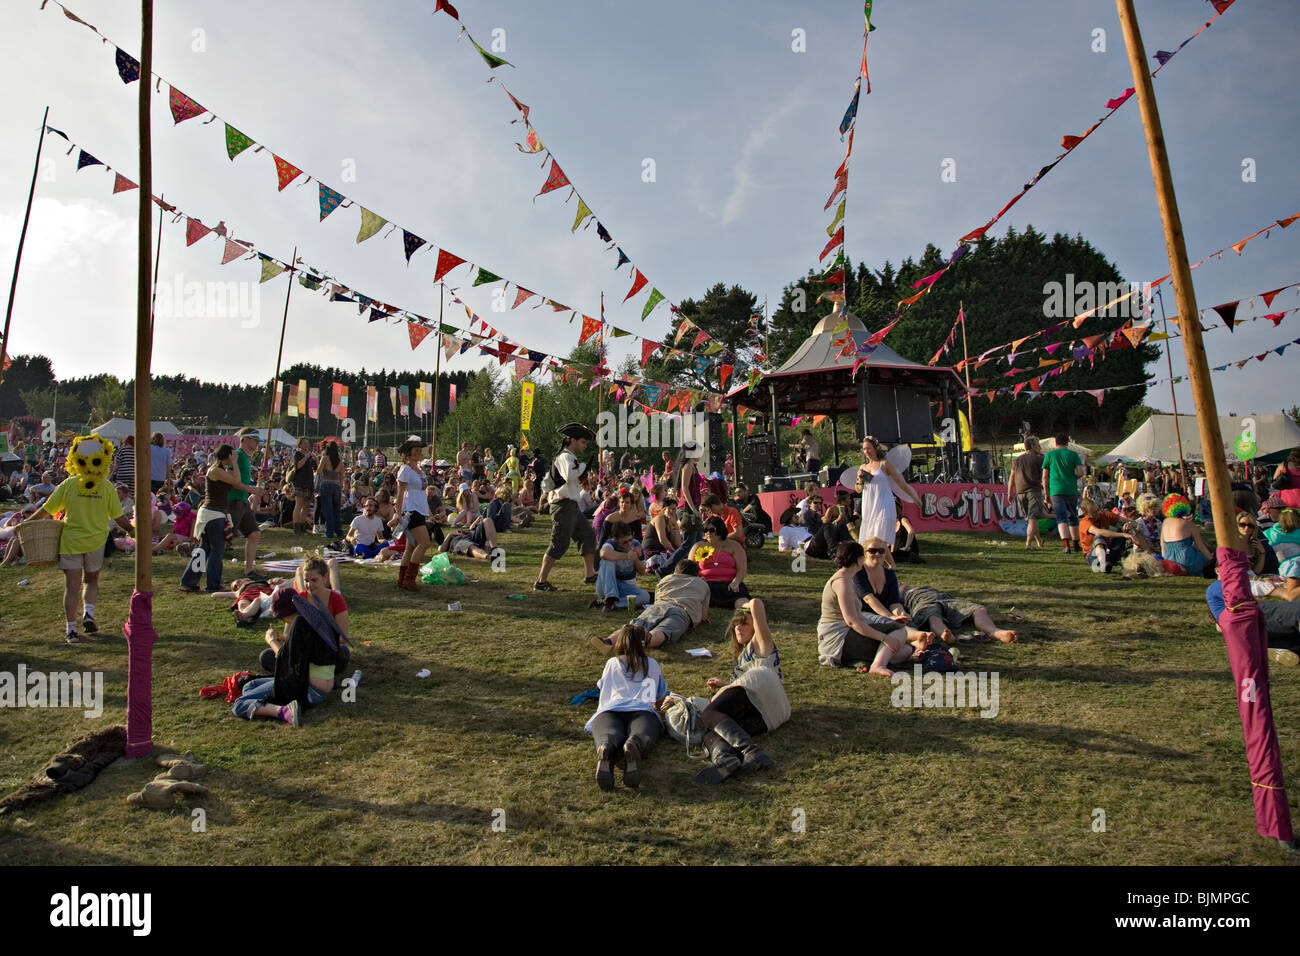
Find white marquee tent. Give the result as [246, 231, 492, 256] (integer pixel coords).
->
[1098, 413, 1300, 464]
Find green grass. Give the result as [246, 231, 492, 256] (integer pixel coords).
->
[0, 521, 1295, 865]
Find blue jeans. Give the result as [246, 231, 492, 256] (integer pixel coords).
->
[231, 676, 328, 720]
[320, 482, 342, 538]
[654, 531, 702, 578]
[181, 515, 226, 592]
[595, 559, 651, 608]
[1050, 494, 1079, 527]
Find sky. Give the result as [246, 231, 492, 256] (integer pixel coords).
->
[0, 0, 1297, 420]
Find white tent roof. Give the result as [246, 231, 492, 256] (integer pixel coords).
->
[91, 419, 182, 441]
[232, 427, 297, 448]
[1098, 413, 1300, 464]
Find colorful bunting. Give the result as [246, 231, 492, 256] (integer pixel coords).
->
[409, 322, 433, 350]
[224, 124, 254, 161]
[536, 159, 570, 198]
[168, 86, 206, 124]
[1214, 301, 1239, 331]
[819, 228, 844, 261]
[572, 198, 593, 232]
[579, 314, 602, 345]
[319, 184, 344, 221]
[402, 230, 426, 263]
[76, 149, 102, 170]
[623, 269, 648, 303]
[273, 155, 301, 191]
[258, 256, 285, 283]
[112, 173, 136, 194]
[641, 339, 658, 366]
[641, 288, 664, 321]
[356, 208, 386, 243]
[114, 47, 139, 83]
[184, 217, 212, 246]
[434, 249, 467, 282]
[470, 36, 512, 69]
[472, 267, 502, 286]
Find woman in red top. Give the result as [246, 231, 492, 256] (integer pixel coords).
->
[689, 516, 751, 609]
[1273, 448, 1300, 510]
[293, 554, 350, 641]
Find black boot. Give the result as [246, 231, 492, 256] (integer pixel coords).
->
[712, 716, 772, 773]
[622, 735, 648, 788]
[595, 745, 615, 792]
[693, 730, 743, 785]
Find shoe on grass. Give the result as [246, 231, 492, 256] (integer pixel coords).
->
[82, 615, 98, 635]
[280, 701, 302, 727]
[533, 581, 558, 592]
[65, 631, 84, 645]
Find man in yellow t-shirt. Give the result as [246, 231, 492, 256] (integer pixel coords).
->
[37, 475, 135, 643]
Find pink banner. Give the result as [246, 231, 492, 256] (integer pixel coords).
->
[759, 482, 1021, 534]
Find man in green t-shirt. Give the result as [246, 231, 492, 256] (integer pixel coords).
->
[228, 428, 268, 581]
[1041, 432, 1085, 553]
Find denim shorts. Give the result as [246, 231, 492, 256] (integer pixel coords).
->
[1051, 494, 1079, 527]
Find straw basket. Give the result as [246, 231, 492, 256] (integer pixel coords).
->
[16, 519, 63, 565]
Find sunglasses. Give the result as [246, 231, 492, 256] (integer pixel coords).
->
[865, 547, 887, 555]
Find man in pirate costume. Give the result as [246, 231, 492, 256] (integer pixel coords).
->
[534, 422, 599, 592]
[32, 434, 135, 643]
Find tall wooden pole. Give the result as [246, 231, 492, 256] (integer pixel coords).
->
[125, 0, 155, 760]
[0, 105, 50, 393]
[1118, 0, 1291, 851]
[431, 284, 443, 455]
[263, 246, 297, 470]
[1114, 0, 1238, 551]
[959, 301, 973, 441]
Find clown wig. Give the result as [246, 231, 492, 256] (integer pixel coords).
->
[1162, 493, 1192, 519]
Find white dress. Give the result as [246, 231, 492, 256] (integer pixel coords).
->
[857, 465, 896, 547]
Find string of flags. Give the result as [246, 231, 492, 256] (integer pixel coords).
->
[885, 0, 1238, 329]
[984, 329, 1300, 406]
[51, 123, 734, 413]
[41, 0, 741, 388]
[942, 210, 1300, 373]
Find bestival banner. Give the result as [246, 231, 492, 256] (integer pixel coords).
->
[758, 483, 1025, 535]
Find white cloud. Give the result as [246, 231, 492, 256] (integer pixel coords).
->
[720, 89, 807, 227]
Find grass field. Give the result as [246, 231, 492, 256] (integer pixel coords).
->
[0, 518, 1296, 865]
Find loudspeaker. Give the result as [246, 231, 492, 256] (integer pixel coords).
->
[738, 435, 778, 490]
[697, 409, 725, 477]
[970, 449, 992, 483]
[856, 379, 933, 444]
[821, 464, 848, 487]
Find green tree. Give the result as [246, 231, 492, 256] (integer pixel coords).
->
[646, 283, 762, 391]
[1123, 403, 1157, 437]
[0, 354, 55, 419]
[20, 387, 86, 424]
[88, 375, 128, 424]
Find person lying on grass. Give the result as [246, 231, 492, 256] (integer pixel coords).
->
[591, 559, 710, 651]
[688, 516, 751, 609]
[585, 624, 670, 792]
[694, 598, 788, 785]
[897, 581, 1018, 644]
[232, 586, 346, 727]
[817, 540, 931, 677]
[210, 575, 291, 624]
[439, 514, 502, 561]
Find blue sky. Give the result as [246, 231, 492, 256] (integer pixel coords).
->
[1, 0, 1296, 418]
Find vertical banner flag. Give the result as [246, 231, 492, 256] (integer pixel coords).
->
[389, 386, 398, 415]
[297, 379, 308, 415]
[448, 384, 457, 412]
[339, 384, 348, 414]
[272, 380, 283, 414]
[330, 382, 342, 416]
[421, 381, 433, 416]
[520, 382, 535, 432]
[308, 387, 320, 420]
[367, 385, 378, 423]
[399, 385, 410, 416]
[286, 383, 299, 417]
[414, 383, 425, 417]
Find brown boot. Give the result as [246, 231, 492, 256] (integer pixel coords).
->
[397, 564, 411, 589]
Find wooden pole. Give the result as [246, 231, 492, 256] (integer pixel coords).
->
[264, 246, 297, 471]
[1155, 289, 1191, 494]
[431, 284, 443, 455]
[959, 301, 974, 441]
[0, 105, 50, 393]
[1114, 0, 1239, 551]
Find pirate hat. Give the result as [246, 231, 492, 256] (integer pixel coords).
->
[557, 422, 596, 441]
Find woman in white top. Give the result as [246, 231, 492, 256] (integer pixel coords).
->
[855, 436, 921, 564]
[586, 624, 669, 792]
[391, 438, 431, 591]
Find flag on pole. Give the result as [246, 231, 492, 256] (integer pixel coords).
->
[272, 380, 283, 414]
[297, 379, 308, 415]
[399, 385, 410, 416]
[448, 384, 457, 412]
[308, 387, 320, 420]
[338, 384, 348, 415]
[286, 383, 298, 418]
[367, 385, 378, 423]
[421, 381, 433, 416]
[389, 386, 398, 416]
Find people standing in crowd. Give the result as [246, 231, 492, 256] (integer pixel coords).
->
[112, 434, 136, 489]
[391, 438, 432, 591]
[317, 440, 344, 543]
[855, 436, 921, 563]
[534, 423, 599, 592]
[791, 428, 821, 476]
[181, 444, 258, 596]
[228, 428, 268, 582]
[1007, 436, 1045, 550]
[290, 437, 316, 534]
[149, 432, 174, 494]
[676, 440, 706, 517]
[1042, 433, 1084, 553]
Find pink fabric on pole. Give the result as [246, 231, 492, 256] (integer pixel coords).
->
[1217, 547, 1292, 843]
[123, 590, 157, 758]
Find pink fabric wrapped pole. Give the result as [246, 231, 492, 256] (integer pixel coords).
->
[123, 589, 157, 758]
[1217, 547, 1292, 843]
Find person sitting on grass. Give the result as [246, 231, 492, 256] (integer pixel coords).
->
[231, 586, 345, 727]
[694, 598, 788, 785]
[817, 541, 930, 676]
[701, 493, 745, 544]
[805, 491, 855, 560]
[585, 624, 669, 791]
[1125, 493, 1163, 554]
[592, 559, 710, 651]
[1207, 560, 1300, 668]
[689, 516, 751, 609]
[643, 493, 681, 560]
[893, 512, 923, 564]
[487, 485, 513, 534]
[376, 531, 407, 563]
[346, 497, 386, 559]
[777, 508, 813, 553]
[154, 500, 196, 554]
[1264, 507, 1300, 562]
[1080, 497, 1134, 573]
[1160, 493, 1213, 577]
[1235, 510, 1279, 576]
[594, 522, 651, 612]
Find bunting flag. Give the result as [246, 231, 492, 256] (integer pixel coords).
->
[472, 267, 502, 286]
[692, 329, 711, 350]
[273, 155, 302, 191]
[114, 47, 139, 83]
[319, 184, 344, 221]
[308, 387, 320, 420]
[819, 228, 844, 261]
[297, 379, 308, 414]
[839, 82, 860, 137]
[579, 314, 602, 345]
[434, 0, 460, 18]
[448, 383, 457, 412]
[692, 356, 711, 378]
[641, 339, 658, 366]
[398, 385, 410, 416]
[515, 125, 544, 154]
[514, 355, 535, 380]
[408, 322, 433, 350]
[443, 334, 461, 360]
[258, 256, 285, 283]
[825, 174, 848, 210]
[624, 269, 648, 302]
[366, 385, 378, 423]
[571, 198, 593, 232]
[169, 86, 205, 124]
[184, 217, 211, 246]
[76, 149, 102, 170]
[643, 384, 663, 407]
[641, 288, 664, 320]
[1214, 301, 1239, 331]
[111, 173, 136, 194]
[434, 248, 467, 282]
[826, 201, 846, 236]
[512, 287, 535, 308]
[224, 124, 254, 161]
[615, 248, 630, 270]
[470, 35, 512, 69]
[356, 208, 387, 243]
[399, 230, 426, 263]
[535, 158, 570, 198]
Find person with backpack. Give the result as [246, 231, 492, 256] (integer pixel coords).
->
[534, 422, 598, 592]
